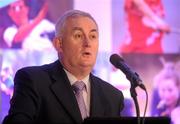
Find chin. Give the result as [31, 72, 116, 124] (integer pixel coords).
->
[82, 63, 93, 67]
[80, 62, 94, 68]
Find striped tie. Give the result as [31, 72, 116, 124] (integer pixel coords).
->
[72, 81, 88, 119]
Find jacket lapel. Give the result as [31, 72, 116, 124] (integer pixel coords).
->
[90, 74, 106, 117]
[47, 61, 107, 121]
[48, 61, 82, 124]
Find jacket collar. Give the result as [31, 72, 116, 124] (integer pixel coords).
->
[48, 60, 106, 123]
[48, 60, 82, 123]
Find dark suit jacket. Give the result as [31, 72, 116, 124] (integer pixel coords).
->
[3, 60, 124, 124]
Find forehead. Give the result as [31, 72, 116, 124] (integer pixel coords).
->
[65, 16, 98, 31]
[9, 0, 25, 7]
[160, 79, 176, 88]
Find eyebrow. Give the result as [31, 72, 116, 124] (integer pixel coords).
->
[72, 27, 98, 33]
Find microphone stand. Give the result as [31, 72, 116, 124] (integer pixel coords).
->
[129, 75, 142, 124]
[130, 86, 140, 124]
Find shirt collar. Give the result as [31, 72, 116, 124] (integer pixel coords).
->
[63, 68, 90, 89]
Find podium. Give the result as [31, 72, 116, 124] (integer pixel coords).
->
[83, 117, 171, 124]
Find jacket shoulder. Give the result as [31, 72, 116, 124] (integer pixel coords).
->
[16, 60, 58, 74]
[92, 75, 122, 95]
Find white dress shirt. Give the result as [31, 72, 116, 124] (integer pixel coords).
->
[63, 69, 91, 116]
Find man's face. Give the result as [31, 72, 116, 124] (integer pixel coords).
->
[8, 0, 29, 26]
[59, 16, 99, 73]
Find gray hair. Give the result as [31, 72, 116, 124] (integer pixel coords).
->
[55, 9, 98, 37]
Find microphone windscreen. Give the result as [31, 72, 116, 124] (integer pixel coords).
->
[110, 54, 124, 67]
[157, 100, 166, 109]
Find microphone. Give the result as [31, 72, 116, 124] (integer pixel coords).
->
[110, 54, 146, 90]
[157, 100, 166, 110]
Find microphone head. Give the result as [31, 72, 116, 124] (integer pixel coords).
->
[157, 100, 166, 110]
[109, 54, 124, 68]
[109, 54, 146, 90]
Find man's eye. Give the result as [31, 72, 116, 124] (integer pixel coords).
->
[90, 35, 96, 39]
[74, 33, 83, 39]
[90, 33, 98, 40]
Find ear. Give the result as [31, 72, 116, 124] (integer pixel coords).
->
[53, 37, 63, 52]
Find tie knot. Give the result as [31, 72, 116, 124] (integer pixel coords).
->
[72, 81, 86, 93]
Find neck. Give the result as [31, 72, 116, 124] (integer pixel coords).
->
[61, 62, 91, 80]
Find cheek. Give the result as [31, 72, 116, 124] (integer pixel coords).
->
[159, 89, 171, 100]
[159, 91, 165, 99]
[62, 43, 79, 56]
[93, 42, 99, 52]
[158, 89, 165, 98]
[171, 90, 179, 100]
[9, 11, 16, 19]
[164, 91, 178, 103]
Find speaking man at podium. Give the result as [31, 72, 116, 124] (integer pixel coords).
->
[3, 10, 124, 124]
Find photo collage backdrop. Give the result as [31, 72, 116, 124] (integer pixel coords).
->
[0, 0, 180, 123]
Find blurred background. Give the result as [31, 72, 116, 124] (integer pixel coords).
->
[0, 0, 180, 123]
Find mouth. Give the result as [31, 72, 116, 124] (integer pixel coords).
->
[82, 52, 91, 56]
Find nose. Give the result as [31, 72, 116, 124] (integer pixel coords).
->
[83, 36, 90, 47]
[163, 91, 170, 99]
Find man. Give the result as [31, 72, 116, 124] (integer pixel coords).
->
[3, 10, 124, 124]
